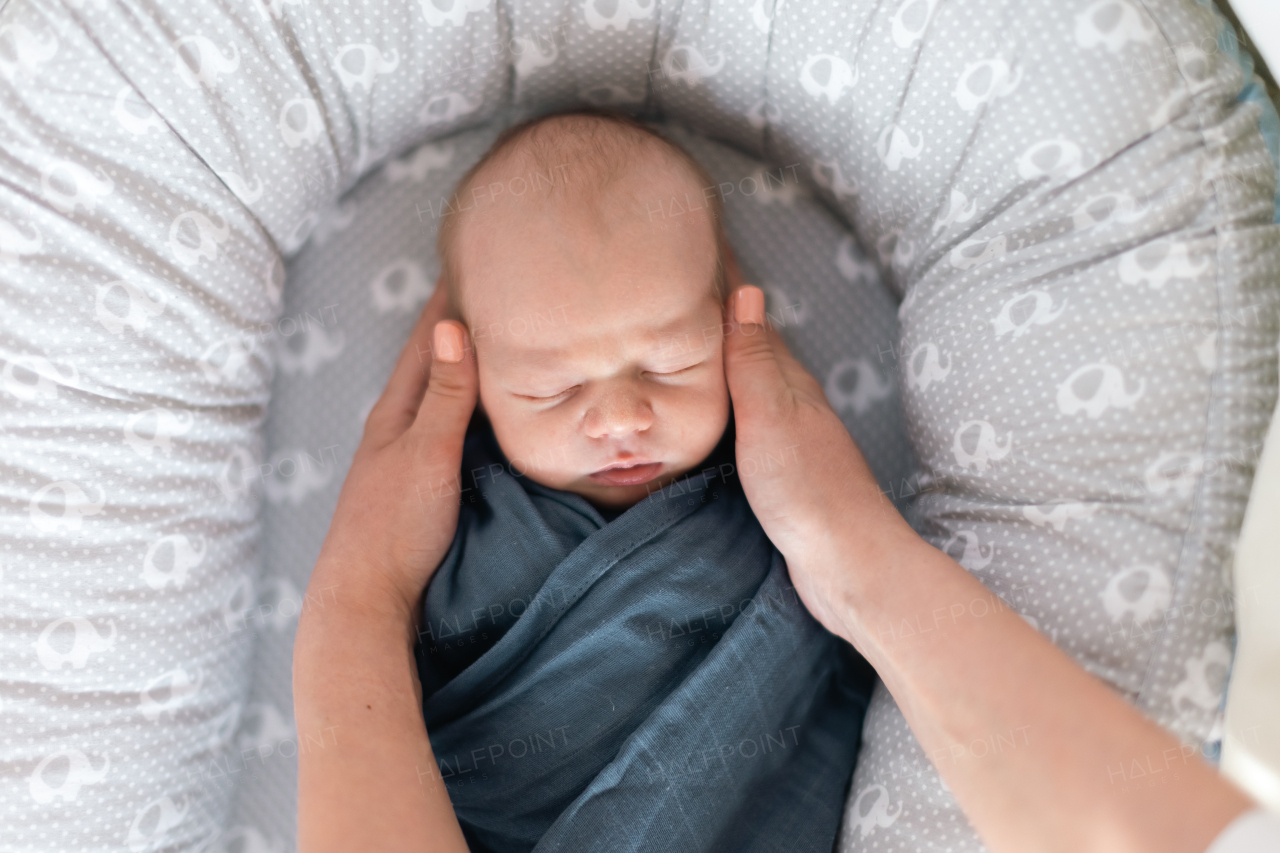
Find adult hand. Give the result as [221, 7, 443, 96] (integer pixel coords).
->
[310, 281, 477, 617]
[718, 240, 1256, 853]
[294, 280, 476, 853]
[719, 239, 916, 644]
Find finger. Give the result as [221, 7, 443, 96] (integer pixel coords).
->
[724, 285, 791, 418]
[410, 320, 478, 459]
[766, 322, 828, 399]
[363, 279, 451, 448]
[719, 267, 825, 401]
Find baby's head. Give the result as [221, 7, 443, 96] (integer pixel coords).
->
[436, 109, 731, 511]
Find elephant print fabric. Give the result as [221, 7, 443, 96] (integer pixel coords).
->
[0, 0, 1277, 852]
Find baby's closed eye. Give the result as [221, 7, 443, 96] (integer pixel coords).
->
[512, 361, 708, 402]
[650, 363, 699, 377]
[516, 386, 578, 401]
[637, 358, 712, 383]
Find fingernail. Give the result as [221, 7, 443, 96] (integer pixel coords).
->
[734, 285, 764, 326]
[434, 322, 464, 363]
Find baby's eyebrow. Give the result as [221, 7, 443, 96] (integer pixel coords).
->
[497, 311, 710, 352]
[493, 345, 571, 366]
[652, 322, 718, 349]
[486, 295, 725, 381]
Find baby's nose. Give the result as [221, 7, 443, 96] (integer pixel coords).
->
[583, 386, 655, 438]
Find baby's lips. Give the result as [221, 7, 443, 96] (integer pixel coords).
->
[593, 457, 656, 474]
[588, 461, 663, 487]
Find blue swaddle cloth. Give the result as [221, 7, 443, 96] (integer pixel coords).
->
[415, 415, 875, 852]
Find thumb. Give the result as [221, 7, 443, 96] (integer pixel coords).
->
[411, 320, 478, 453]
[724, 285, 789, 416]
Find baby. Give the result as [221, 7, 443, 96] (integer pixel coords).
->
[415, 109, 872, 853]
[435, 109, 731, 513]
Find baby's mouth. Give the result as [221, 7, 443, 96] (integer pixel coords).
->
[588, 460, 664, 487]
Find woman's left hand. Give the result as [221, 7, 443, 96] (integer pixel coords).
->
[294, 280, 476, 853]
[308, 282, 477, 617]
[719, 240, 1260, 853]
[719, 241, 916, 644]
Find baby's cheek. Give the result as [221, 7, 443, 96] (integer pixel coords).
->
[490, 407, 577, 482]
[673, 379, 730, 449]
[522, 422, 575, 476]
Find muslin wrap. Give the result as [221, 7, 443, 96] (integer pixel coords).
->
[415, 415, 875, 852]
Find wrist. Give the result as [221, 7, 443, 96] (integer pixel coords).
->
[810, 491, 922, 650]
[306, 552, 423, 621]
[295, 567, 421, 665]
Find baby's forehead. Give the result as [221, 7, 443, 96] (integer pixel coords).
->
[455, 144, 662, 265]
[455, 162, 716, 286]
[477, 295, 722, 382]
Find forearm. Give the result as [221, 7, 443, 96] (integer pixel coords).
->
[826, 499, 1253, 853]
[293, 572, 469, 853]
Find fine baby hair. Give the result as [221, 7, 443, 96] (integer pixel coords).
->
[435, 107, 729, 327]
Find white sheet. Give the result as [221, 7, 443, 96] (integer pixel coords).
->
[1222, 342, 1280, 812]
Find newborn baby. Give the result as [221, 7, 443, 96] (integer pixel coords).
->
[415, 109, 872, 853]
[436, 109, 730, 513]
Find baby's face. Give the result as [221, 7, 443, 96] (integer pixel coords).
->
[454, 162, 729, 511]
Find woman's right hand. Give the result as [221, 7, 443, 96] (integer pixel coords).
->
[310, 283, 478, 618]
[294, 281, 476, 853]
